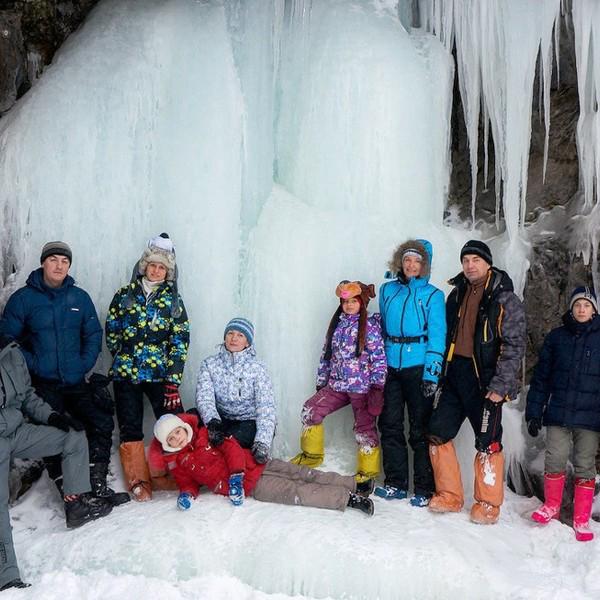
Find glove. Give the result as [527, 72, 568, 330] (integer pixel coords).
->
[164, 384, 182, 411]
[228, 473, 245, 506]
[207, 419, 225, 447]
[252, 441, 270, 464]
[527, 418, 542, 438]
[48, 412, 85, 432]
[421, 380, 438, 400]
[367, 386, 384, 417]
[316, 384, 326, 393]
[177, 492, 193, 511]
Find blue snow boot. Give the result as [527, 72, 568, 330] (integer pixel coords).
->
[228, 473, 245, 506]
[409, 494, 431, 507]
[374, 485, 407, 500]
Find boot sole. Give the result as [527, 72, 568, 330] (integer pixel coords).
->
[67, 508, 112, 529]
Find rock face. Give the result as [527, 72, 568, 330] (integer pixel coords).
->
[0, 0, 98, 115]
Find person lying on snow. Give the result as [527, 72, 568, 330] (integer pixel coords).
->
[149, 413, 374, 516]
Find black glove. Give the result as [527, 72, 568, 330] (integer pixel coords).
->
[252, 441, 270, 464]
[421, 380, 438, 400]
[207, 419, 225, 447]
[527, 418, 542, 438]
[48, 412, 85, 432]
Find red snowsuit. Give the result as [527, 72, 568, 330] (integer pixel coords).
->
[148, 413, 265, 497]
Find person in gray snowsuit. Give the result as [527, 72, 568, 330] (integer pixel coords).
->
[0, 335, 112, 592]
[195, 318, 276, 464]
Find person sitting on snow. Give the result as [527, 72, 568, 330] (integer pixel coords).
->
[195, 318, 276, 464]
[149, 413, 374, 515]
[427, 240, 525, 524]
[290, 281, 387, 495]
[526, 286, 600, 542]
[0, 335, 112, 592]
[106, 233, 190, 502]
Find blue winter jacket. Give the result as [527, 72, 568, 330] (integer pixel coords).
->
[526, 313, 600, 432]
[379, 240, 446, 383]
[0, 268, 102, 386]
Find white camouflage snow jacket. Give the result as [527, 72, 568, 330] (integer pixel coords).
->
[195, 344, 276, 448]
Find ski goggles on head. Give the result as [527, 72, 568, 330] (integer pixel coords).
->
[335, 281, 362, 300]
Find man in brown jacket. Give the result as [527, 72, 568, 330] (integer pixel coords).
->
[427, 240, 526, 524]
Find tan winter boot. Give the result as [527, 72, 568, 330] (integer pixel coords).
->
[470, 451, 504, 524]
[428, 441, 464, 513]
[119, 441, 152, 502]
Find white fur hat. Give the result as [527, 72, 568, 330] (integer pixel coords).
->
[138, 233, 176, 281]
[153, 414, 193, 452]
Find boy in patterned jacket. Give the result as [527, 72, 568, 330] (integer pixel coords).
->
[196, 318, 276, 465]
[291, 281, 387, 493]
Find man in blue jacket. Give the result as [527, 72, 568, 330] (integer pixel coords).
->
[0, 241, 127, 505]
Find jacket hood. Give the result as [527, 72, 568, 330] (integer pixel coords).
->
[386, 239, 432, 283]
[26, 267, 75, 293]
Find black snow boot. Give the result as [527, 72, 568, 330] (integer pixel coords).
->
[65, 494, 113, 529]
[0, 579, 31, 591]
[356, 478, 375, 497]
[347, 492, 374, 516]
[90, 462, 131, 506]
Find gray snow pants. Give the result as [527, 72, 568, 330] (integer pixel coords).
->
[252, 458, 356, 511]
[0, 424, 91, 588]
[545, 426, 600, 479]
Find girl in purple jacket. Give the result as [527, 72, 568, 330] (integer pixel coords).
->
[291, 281, 387, 493]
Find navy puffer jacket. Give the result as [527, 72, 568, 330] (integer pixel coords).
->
[526, 312, 600, 432]
[0, 268, 102, 385]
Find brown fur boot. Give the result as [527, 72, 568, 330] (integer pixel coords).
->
[470, 451, 504, 524]
[428, 441, 464, 513]
[119, 441, 152, 502]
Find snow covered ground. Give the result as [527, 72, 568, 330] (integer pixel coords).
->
[6, 447, 600, 600]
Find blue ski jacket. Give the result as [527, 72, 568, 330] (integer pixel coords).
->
[379, 239, 446, 383]
[0, 268, 102, 386]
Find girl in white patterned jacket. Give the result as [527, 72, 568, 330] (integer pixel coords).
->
[195, 318, 276, 464]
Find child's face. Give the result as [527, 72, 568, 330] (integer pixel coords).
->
[573, 299, 595, 323]
[166, 426, 188, 449]
[341, 297, 361, 315]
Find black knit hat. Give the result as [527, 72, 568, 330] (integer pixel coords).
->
[460, 240, 493, 266]
[40, 241, 72, 264]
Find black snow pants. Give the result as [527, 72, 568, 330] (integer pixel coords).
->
[378, 366, 434, 496]
[34, 378, 115, 467]
[428, 356, 503, 453]
[113, 381, 182, 443]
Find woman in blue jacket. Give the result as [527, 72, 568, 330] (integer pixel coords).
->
[375, 239, 446, 506]
[526, 286, 600, 542]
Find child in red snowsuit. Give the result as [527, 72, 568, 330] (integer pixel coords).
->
[148, 413, 374, 515]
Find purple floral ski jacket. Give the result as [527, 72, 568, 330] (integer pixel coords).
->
[316, 313, 387, 393]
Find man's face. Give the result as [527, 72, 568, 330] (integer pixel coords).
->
[42, 255, 70, 288]
[461, 254, 489, 283]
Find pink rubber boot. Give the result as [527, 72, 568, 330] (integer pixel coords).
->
[573, 478, 595, 542]
[531, 472, 565, 524]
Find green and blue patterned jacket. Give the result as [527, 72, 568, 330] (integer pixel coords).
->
[105, 280, 190, 385]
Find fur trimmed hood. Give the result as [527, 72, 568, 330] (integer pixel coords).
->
[387, 239, 431, 281]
